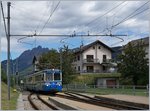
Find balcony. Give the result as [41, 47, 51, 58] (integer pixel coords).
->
[83, 59, 100, 64]
[81, 70, 117, 73]
[101, 59, 117, 66]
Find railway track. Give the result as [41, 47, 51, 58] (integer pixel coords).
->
[28, 93, 59, 110]
[28, 93, 77, 110]
[57, 91, 148, 110]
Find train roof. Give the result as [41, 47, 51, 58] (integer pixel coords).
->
[43, 69, 61, 73]
[25, 69, 61, 77]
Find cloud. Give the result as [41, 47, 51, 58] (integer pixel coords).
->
[1, 1, 149, 60]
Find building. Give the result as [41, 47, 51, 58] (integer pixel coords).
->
[126, 37, 149, 59]
[72, 40, 117, 74]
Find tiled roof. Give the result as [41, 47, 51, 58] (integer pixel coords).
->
[73, 40, 114, 54]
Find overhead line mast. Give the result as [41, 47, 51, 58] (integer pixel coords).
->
[7, 2, 11, 100]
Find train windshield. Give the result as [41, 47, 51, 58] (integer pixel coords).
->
[46, 71, 53, 81]
[54, 72, 61, 80]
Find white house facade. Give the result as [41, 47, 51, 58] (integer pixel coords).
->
[72, 40, 117, 74]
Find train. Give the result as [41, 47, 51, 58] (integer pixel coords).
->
[23, 69, 62, 93]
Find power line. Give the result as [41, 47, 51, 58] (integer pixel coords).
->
[97, 1, 149, 35]
[71, 1, 126, 39]
[111, 1, 150, 28]
[38, 1, 61, 35]
[34, 1, 52, 33]
[86, 1, 126, 26]
[1, 2, 8, 38]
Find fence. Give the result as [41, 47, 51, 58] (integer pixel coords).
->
[63, 84, 149, 96]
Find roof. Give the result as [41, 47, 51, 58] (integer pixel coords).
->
[129, 37, 149, 46]
[73, 40, 114, 54]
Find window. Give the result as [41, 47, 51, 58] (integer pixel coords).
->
[86, 55, 94, 62]
[98, 46, 101, 49]
[77, 55, 80, 61]
[35, 74, 43, 82]
[93, 46, 95, 49]
[74, 67, 76, 70]
[46, 74, 53, 81]
[78, 66, 80, 71]
[103, 66, 106, 71]
[54, 72, 61, 80]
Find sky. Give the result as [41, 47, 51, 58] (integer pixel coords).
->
[1, 1, 150, 61]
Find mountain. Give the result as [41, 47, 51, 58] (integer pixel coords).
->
[1, 46, 49, 74]
[111, 46, 122, 60]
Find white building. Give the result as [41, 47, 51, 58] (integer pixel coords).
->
[72, 40, 117, 74]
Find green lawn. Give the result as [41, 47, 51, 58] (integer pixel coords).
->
[63, 85, 148, 96]
[85, 88, 148, 96]
[1, 82, 19, 110]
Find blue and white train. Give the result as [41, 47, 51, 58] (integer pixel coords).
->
[24, 69, 62, 93]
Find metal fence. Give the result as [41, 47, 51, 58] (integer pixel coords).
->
[63, 84, 149, 96]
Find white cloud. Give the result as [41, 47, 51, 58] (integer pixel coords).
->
[1, 1, 149, 60]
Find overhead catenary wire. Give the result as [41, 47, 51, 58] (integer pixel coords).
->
[111, 1, 150, 28]
[87, 1, 128, 33]
[38, 1, 61, 35]
[85, 1, 126, 27]
[97, 2, 149, 36]
[34, 1, 52, 33]
[1, 2, 8, 38]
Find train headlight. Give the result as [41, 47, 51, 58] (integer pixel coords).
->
[45, 83, 50, 86]
[56, 82, 62, 86]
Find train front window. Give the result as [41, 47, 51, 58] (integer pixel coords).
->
[46, 74, 53, 81]
[54, 72, 61, 80]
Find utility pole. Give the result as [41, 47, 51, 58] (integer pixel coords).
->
[59, 48, 62, 71]
[7, 2, 11, 100]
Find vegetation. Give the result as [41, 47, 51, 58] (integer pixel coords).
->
[69, 73, 121, 85]
[2, 68, 7, 83]
[1, 82, 19, 110]
[38, 45, 75, 84]
[118, 41, 149, 85]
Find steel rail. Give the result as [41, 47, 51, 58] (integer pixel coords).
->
[37, 94, 59, 110]
[28, 93, 39, 110]
[65, 91, 147, 110]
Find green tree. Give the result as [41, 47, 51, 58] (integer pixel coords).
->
[38, 47, 75, 84]
[2, 68, 7, 83]
[39, 49, 60, 69]
[61, 45, 75, 84]
[118, 41, 149, 85]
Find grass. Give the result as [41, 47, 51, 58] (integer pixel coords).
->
[71, 73, 121, 84]
[85, 88, 148, 96]
[1, 82, 19, 110]
[63, 86, 148, 96]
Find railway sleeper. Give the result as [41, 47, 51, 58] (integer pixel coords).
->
[95, 95, 149, 109]
[48, 96, 78, 110]
[65, 92, 147, 110]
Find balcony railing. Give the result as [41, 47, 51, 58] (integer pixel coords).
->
[83, 59, 100, 63]
[101, 59, 117, 66]
[81, 70, 117, 73]
[102, 59, 116, 63]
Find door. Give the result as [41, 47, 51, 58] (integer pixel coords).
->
[106, 80, 116, 88]
[87, 66, 94, 72]
[103, 55, 107, 62]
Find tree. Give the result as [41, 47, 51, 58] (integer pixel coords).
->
[38, 47, 75, 84]
[61, 45, 75, 84]
[2, 68, 7, 83]
[39, 49, 60, 69]
[118, 41, 149, 85]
